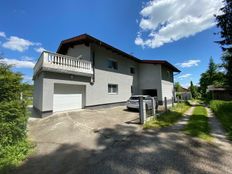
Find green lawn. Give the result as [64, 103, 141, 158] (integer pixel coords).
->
[210, 100, 232, 140]
[184, 106, 212, 141]
[144, 102, 190, 129]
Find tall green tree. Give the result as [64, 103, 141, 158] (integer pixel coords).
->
[190, 81, 197, 99]
[199, 57, 225, 96]
[216, 0, 232, 86]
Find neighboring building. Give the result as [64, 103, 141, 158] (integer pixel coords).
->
[207, 85, 232, 100]
[33, 34, 180, 116]
[174, 86, 192, 101]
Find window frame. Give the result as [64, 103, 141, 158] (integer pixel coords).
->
[108, 84, 118, 95]
[107, 59, 118, 70]
[130, 67, 135, 74]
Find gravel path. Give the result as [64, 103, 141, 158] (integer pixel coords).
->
[207, 107, 231, 150]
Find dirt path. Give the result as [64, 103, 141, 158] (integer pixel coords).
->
[207, 107, 232, 150]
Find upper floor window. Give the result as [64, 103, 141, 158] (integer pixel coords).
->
[107, 59, 118, 70]
[130, 67, 135, 74]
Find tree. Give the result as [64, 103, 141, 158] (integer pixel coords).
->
[216, 0, 232, 86]
[174, 82, 181, 92]
[0, 62, 23, 102]
[199, 57, 225, 96]
[190, 81, 197, 99]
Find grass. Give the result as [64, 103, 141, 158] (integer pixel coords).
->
[184, 106, 212, 141]
[210, 100, 232, 140]
[0, 140, 34, 174]
[144, 102, 190, 129]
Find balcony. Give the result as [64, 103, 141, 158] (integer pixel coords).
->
[33, 51, 93, 77]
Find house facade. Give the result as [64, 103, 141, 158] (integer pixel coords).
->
[33, 34, 180, 116]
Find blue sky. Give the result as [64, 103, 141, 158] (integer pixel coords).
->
[0, 0, 224, 87]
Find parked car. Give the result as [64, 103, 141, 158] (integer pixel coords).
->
[126, 95, 155, 110]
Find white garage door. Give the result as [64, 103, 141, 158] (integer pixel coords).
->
[53, 84, 84, 112]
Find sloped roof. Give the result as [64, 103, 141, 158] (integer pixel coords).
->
[57, 34, 180, 72]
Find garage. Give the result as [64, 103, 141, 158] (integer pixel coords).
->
[53, 84, 85, 112]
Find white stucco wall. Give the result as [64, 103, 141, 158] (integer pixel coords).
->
[161, 80, 174, 105]
[138, 64, 162, 101]
[85, 46, 139, 106]
[66, 44, 91, 61]
[33, 43, 175, 113]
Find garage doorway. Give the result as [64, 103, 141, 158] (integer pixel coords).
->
[53, 84, 85, 112]
[142, 89, 157, 97]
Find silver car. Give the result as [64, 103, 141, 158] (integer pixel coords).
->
[126, 95, 153, 110]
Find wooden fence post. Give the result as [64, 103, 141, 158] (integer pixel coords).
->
[164, 97, 168, 112]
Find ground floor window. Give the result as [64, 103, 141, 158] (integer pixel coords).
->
[108, 84, 118, 94]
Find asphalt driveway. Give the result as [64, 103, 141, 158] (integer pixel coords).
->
[13, 106, 232, 174]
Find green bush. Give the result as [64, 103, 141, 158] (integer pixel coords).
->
[0, 100, 31, 173]
[0, 100, 28, 146]
[210, 100, 232, 140]
[0, 62, 32, 173]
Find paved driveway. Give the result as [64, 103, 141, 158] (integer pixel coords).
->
[27, 106, 141, 154]
[14, 106, 232, 174]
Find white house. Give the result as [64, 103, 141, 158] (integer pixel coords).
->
[33, 34, 180, 116]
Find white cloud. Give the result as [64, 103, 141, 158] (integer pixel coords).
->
[0, 58, 35, 68]
[2, 35, 42, 52]
[178, 73, 192, 79]
[20, 56, 34, 61]
[34, 47, 46, 53]
[176, 59, 200, 68]
[135, 0, 224, 48]
[0, 32, 6, 38]
[2, 36, 34, 52]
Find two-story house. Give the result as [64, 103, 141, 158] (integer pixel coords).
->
[33, 34, 180, 116]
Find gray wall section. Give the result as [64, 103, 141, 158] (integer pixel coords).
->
[161, 65, 174, 82]
[33, 73, 43, 111]
[138, 64, 162, 101]
[85, 46, 139, 106]
[66, 44, 91, 61]
[33, 43, 174, 113]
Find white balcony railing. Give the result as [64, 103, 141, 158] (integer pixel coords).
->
[33, 51, 93, 76]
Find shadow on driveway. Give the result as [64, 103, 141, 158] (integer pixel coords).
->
[13, 123, 232, 174]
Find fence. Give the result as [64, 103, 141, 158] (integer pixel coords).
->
[139, 97, 156, 124]
[139, 96, 174, 124]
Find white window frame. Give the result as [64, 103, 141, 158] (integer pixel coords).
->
[108, 84, 118, 94]
[107, 59, 118, 70]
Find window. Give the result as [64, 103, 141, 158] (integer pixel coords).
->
[108, 84, 118, 94]
[107, 60, 118, 70]
[130, 67, 135, 74]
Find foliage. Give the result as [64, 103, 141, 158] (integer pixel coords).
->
[0, 101, 28, 146]
[174, 82, 181, 92]
[0, 61, 31, 173]
[189, 81, 198, 99]
[0, 63, 23, 102]
[216, 0, 232, 87]
[0, 140, 32, 174]
[184, 106, 212, 141]
[210, 100, 232, 140]
[144, 102, 190, 129]
[199, 57, 226, 97]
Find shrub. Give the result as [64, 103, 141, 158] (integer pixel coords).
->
[0, 100, 28, 146]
